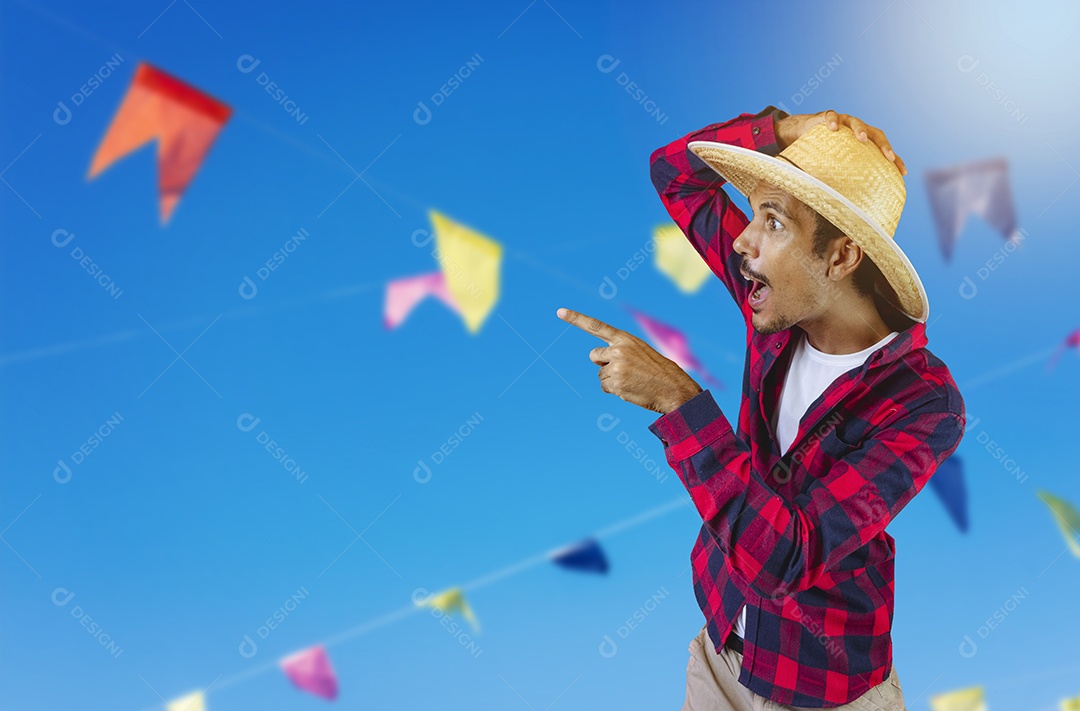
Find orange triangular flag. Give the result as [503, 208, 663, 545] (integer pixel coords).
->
[88, 62, 231, 224]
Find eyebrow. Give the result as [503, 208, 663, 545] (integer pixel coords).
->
[758, 200, 791, 221]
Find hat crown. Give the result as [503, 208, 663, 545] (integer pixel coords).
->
[685, 120, 928, 323]
[779, 123, 906, 238]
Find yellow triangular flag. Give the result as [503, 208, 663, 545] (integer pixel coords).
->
[1037, 489, 1080, 557]
[416, 586, 480, 632]
[930, 686, 985, 711]
[167, 690, 205, 711]
[429, 210, 502, 334]
[654, 223, 711, 294]
[1061, 696, 1080, 711]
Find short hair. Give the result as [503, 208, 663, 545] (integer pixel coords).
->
[810, 211, 880, 298]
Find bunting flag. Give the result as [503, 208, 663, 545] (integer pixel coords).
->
[429, 209, 502, 334]
[549, 537, 609, 574]
[929, 686, 986, 711]
[383, 271, 462, 330]
[95, 500, 684, 709]
[1061, 696, 1080, 711]
[280, 644, 339, 701]
[88, 62, 231, 224]
[166, 691, 205, 711]
[929, 455, 968, 533]
[416, 587, 479, 632]
[622, 304, 724, 390]
[1046, 328, 1080, 373]
[1036, 489, 1080, 558]
[924, 157, 1020, 262]
[653, 223, 712, 294]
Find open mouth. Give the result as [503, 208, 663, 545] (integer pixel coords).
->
[744, 273, 770, 309]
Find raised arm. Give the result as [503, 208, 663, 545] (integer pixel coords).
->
[649, 107, 907, 328]
[648, 105, 788, 324]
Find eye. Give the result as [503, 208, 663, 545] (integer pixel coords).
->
[767, 215, 783, 231]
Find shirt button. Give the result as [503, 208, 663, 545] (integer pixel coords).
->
[775, 342, 781, 349]
[752, 126, 761, 135]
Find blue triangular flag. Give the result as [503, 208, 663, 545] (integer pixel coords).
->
[550, 537, 609, 574]
[930, 455, 968, 532]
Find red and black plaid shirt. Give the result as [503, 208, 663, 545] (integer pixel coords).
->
[647, 107, 966, 707]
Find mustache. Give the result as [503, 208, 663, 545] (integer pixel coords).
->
[740, 264, 769, 287]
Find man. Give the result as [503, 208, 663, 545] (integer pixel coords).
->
[557, 106, 965, 709]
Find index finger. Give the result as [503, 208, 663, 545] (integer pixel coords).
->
[557, 307, 621, 344]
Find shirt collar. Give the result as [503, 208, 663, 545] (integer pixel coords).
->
[863, 319, 926, 369]
[786, 319, 926, 370]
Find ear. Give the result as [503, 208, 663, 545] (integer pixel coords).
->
[827, 236, 862, 281]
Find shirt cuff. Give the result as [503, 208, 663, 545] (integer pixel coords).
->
[749, 105, 788, 157]
[647, 389, 735, 462]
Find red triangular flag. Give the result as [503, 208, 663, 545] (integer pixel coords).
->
[88, 62, 231, 224]
[1046, 327, 1080, 373]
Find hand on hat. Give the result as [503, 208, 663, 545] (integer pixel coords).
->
[776, 110, 907, 176]
[556, 307, 703, 415]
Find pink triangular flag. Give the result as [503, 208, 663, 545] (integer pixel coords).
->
[383, 271, 461, 330]
[280, 644, 338, 701]
[1046, 328, 1080, 373]
[623, 304, 723, 390]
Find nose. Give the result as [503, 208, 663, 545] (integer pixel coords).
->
[733, 223, 757, 258]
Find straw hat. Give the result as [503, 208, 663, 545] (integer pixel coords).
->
[688, 122, 928, 323]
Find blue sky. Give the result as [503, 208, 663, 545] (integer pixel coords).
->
[2, 0, 1079, 709]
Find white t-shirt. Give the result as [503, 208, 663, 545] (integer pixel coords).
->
[732, 328, 899, 639]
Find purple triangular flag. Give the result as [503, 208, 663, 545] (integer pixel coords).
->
[280, 644, 338, 701]
[622, 304, 723, 390]
[924, 157, 1020, 262]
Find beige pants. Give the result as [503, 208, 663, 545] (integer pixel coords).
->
[683, 625, 906, 710]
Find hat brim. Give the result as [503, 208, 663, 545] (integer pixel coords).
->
[688, 140, 929, 324]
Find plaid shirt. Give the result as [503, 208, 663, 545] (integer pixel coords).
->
[646, 106, 966, 707]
